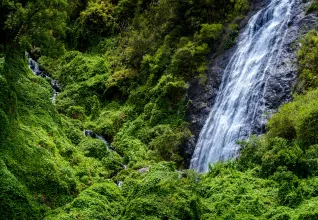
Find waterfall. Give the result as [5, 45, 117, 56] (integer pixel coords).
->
[190, 0, 295, 172]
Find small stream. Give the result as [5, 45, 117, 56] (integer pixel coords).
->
[84, 129, 127, 187]
[28, 55, 61, 102]
[83, 130, 110, 146]
[28, 55, 127, 187]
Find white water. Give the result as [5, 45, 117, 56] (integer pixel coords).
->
[83, 130, 110, 147]
[28, 56, 60, 102]
[190, 0, 295, 172]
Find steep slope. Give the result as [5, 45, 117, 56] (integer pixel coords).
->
[1, 0, 318, 219]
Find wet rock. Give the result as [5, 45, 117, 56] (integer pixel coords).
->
[137, 167, 150, 174]
[52, 80, 61, 92]
[117, 181, 123, 187]
[84, 130, 97, 138]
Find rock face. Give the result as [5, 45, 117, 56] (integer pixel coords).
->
[181, 0, 318, 167]
[253, 1, 318, 133]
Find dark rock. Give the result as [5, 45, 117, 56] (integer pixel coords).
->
[52, 80, 61, 92]
[84, 130, 97, 138]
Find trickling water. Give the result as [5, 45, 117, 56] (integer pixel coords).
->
[28, 55, 61, 102]
[84, 130, 110, 147]
[190, 0, 295, 172]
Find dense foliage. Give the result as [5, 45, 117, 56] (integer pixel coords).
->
[1, 0, 318, 219]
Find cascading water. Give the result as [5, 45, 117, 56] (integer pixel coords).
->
[84, 129, 127, 185]
[190, 0, 295, 172]
[83, 130, 110, 147]
[28, 55, 61, 101]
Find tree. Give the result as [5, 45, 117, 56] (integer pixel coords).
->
[74, 0, 116, 50]
[0, 0, 68, 56]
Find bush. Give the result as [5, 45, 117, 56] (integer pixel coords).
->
[170, 41, 209, 77]
[199, 23, 223, 42]
[305, 145, 318, 176]
[297, 30, 318, 91]
[267, 89, 318, 148]
[199, 163, 277, 219]
[58, 52, 109, 85]
[78, 138, 108, 159]
[45, 182, 125, 220]
[122, 162, 201, 220]
[149, 124, 191, 162]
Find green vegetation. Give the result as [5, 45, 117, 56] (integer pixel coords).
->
[307, 0, 318, 14]
[296, 30, 318, 91]
[1, 0, 318, 219]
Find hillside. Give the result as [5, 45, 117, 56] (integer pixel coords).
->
[0, 0, 318, 219]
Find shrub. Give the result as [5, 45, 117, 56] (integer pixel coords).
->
[267, 89, 318, 149]
[297, 30, 318, 91]
[122, 162, 201, 220]
[58, 52, 109, 85]
[199, 23, 223, 42]
[149, 124, 191, 162]
[45, 182, 125, 220]
[78, 137, 108, 159]
[170, 41, 209, 77]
